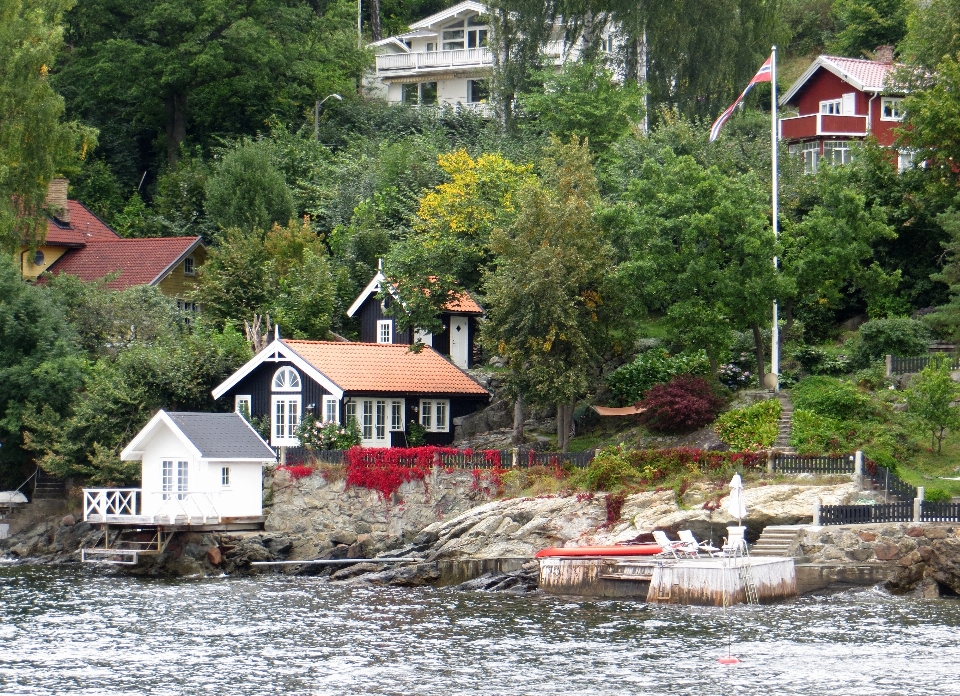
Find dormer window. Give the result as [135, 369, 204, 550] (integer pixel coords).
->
[272, 366, 301, 391]
[183, 256, 196, 276]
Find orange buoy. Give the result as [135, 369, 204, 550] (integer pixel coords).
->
[718, 656, 740, 665]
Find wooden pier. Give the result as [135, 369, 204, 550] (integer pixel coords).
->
[539, 556, 797, 605]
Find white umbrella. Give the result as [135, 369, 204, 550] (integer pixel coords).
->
[726, 473, 747, 525]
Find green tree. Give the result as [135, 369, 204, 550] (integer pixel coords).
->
[517, 60, 644, 153]
[0, 257, 86, 486]
[483, 138, 616, 451]
[206, 140, 295, 233]
[0, 0, 96, 251]
[616, 147, 777, 371]
[905, 353, 960, 453]
[828, 0, 908, 58]
[899, 0, 960, 70]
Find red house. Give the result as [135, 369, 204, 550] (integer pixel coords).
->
[779, 47, 909, 172]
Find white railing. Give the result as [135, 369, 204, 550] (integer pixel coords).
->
[147, 491, 223, 522]
[84, 488, 141, 521]
[376, 48, 493, 72]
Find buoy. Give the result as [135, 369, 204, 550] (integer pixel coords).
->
[718, 656, 740, 665]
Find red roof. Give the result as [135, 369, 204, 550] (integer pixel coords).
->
[283, 340, 489, 395]
[822, 56, 898, 92]
[44, 237, 202, 290]
[45, 201, 121, 246]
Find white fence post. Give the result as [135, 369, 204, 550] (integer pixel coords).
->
[767, 450, 775, 474]
[914, 486, 925, 523]
[511, 447, 518, 468]
[813, 498, 821, 526]
[854, 450, 864, 490]
[885, 354, 893, 378]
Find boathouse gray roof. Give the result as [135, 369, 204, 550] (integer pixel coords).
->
[166, 412, 276, 460]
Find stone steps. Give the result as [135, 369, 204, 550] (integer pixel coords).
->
[750, 525, 805, 557]
[773, 392, 795, 453]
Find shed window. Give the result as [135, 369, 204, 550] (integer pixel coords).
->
[177, 460, 189, 500]
[221, 466, 231, 487]
[377, 320, 393, 344]
[272, 366, 301, 392]
[183, 256, 196, 276]
[162, 460, 174, 500]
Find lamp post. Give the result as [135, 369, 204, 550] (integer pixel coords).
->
[314, 93, 343, 140]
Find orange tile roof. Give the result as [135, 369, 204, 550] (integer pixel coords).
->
[44, 237, 201, 290]
[410, 277, 484, 314]
[822, 56, 899, 92]
[45, 201, 121, 246]
[283, 340, 489, 395]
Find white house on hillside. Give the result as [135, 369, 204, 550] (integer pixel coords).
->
[88, 411, 276, 523]
[368, 0, 616, 113]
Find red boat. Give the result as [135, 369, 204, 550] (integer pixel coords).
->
[535, 544, 662, 558]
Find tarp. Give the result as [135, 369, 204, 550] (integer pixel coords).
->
[591, 405, 647, 417]
[0, 492, 28, 504]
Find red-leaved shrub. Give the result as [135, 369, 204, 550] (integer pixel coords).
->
[277, 465, 314, 480]
[637, 375, 724, 433]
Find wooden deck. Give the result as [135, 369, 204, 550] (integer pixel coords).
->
[539, 556, 797, 605]
[85, 514, 265, 531]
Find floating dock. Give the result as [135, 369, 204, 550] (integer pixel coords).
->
[538, 556, 797, 605]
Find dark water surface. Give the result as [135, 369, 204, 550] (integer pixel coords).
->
[1, 564, 959, 696]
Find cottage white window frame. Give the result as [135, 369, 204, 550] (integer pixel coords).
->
[881, 97, 904, 121]
[820, 99, 842, 115]
[323, 396, 339, 424]
[162, 460, 174, 501]
[183, 256, 196, 276]
[235, 395, 252, 416]
[790, 141, 820, 174]
[272, 366, 301, 392]
[377, 320, 393, 344]
[221, 466, 231, 488]
[271, 395, 301, 445]
[419, 399, 450, 432]
[177, 460, 189, 500]
[823, 140, 853, 166]
[390, 399, 405, 431]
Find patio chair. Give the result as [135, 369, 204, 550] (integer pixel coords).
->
[678, 529, 719, 557]
[652, 530, 684, 559]
[721, 526, 748, 556]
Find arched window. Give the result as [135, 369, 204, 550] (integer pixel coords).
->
[272, 366, 301, 392]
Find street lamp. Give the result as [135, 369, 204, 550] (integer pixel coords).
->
[314, 93, 343, 140]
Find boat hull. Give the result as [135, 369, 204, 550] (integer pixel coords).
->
[535, 544, 662, 558]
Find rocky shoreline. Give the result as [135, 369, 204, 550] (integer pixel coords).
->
[3, 469, 960, 597]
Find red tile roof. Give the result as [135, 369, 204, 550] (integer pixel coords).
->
[45, 201, 121, 246]
[822, 56, 899, 92]
[283, 340, 489, 395]
[44, 237, 202, 290]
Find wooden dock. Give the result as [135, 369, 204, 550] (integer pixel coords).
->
[539, 556, 797, 605]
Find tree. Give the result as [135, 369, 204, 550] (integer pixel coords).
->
[482, 138, 616, 451]
[616, 147, 777, 371]
[905, 353, 960, 453]
[206, 140, 295, 233]
[0, 257, 86, 486]
[517, 60, 644, 153]
[0, 0, 96, 251]
[899, 0, 960, 71]
[828, 0, 908, 58]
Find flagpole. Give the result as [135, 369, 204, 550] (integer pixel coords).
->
[771, 45, 780, 392]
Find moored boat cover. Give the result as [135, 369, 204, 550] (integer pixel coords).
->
[535, 544, 662, 558]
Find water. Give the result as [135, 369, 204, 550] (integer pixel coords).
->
[2, 565, 960, 696]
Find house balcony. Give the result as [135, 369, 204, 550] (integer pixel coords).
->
[83, 488, 224, 525]
[376, 48, 494, 76]
[780, 113, 868, 141]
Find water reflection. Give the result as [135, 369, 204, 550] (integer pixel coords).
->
[1, 565, 958, 695]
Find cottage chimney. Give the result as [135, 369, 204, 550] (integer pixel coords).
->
[875, 45, 894, 64]
[46, 177, 70, 224]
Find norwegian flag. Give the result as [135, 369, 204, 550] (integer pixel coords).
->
[709, 57, 773, 142]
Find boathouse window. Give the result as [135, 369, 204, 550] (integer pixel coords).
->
[419, 399, 449, 432]
[177, 460, 189, 500]
[162, 460, 173, 500]
[377, 320, 393, 344]
[272, 366, 301, 392]
[323, 396, 339, 424]
[221, 467, 231, 487]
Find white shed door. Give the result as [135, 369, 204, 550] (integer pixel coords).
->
[450, 316, 469, 368]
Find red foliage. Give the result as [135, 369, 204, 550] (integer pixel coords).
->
[277, 465, 314, 480]
[604, 492, 626, 527]
[637, 375, 725, 433]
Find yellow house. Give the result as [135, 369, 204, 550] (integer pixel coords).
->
[20, 178, 206, 307]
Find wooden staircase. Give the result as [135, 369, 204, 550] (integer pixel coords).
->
[750, 525, 805, 557]
[774, 392, 796, 454]
[81, 528, 175, 565]
[32, 470, 66, 500]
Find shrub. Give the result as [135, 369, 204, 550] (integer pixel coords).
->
[607, 349, 711, 405]
[582, 447, 639, 491]
[714, 399, 782, 451]
[925, 487, 952, 503]
[793, 346, 852, 376]
[295, 414, 361, 450]
[622, 448, 766, 483]
[638, 375, 725, 433]
[277, 464, 313, 480]
[852, 317, 929, 366]
[790, 409, 846, 454]
[791, 376, 873, 420]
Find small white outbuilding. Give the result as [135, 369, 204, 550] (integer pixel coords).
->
[119, 410, 275, 521]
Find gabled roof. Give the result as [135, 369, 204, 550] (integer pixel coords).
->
[346, 270, 483, 317]
[121, 410, 275, 462]
[781, 55, 902, 106]
[43, 237, 203, 290]
[409, 1, 487, 30]
[45, 201, 121, 246]
[283, 340, 489, 395]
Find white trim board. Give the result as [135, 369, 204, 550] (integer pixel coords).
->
[346, 270, 403, 318]
[780, 56, 894, 107]
[120, 410, 204, 461]
[211, 339, 344, 400]
[409, 1, 487, 30]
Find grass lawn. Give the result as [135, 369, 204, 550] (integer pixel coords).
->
[899, 438, 960, 497]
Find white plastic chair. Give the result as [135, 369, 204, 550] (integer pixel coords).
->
[652, 530, 684, 559]
[678, 529, 719, 557]
[721, 526, 747, 556]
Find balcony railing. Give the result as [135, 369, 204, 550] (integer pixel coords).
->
[376, 48, 493, 73]
[83, 488, 223, 524]
[780, 113, 868, 140]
